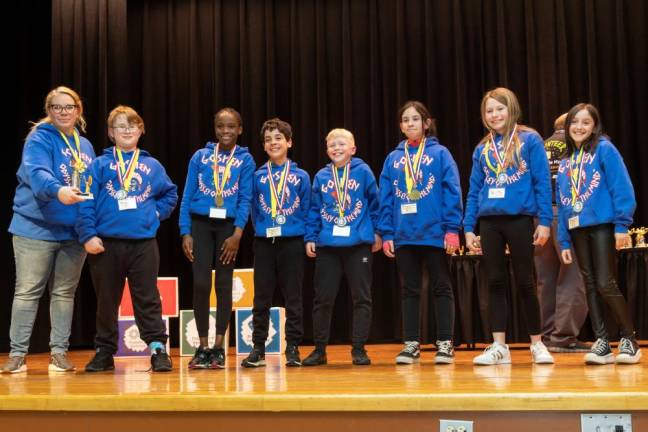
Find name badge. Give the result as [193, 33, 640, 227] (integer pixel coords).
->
[117, 197, 137, 211]
[209, 207, 227, 219]
[266, 227, 282, 238]
[488, 188, 506, 199]
[546, 151, 552, 160]
[568, 216, 580, 230]
[400, 203, 418, 214]
[332, 225, 351, 237]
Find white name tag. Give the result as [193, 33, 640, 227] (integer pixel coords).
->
[266, 227, 282, 238]
[332, 225, 351, 237]
[209, 207, 227, 219]
[546, 151, 552, 159]
[488, 188, 506, 199]
[117, 197, 137, 211]
[400, 203, 418, 214]
[568, 216, 580, 229]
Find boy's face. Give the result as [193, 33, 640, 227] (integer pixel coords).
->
[109, 113, 142, 152]
[326, 136, 356, 167]
[263, 128, 292, 161]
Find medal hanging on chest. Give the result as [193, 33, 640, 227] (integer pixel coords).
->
[404, 137, 425, 201]
[569, 147, 586, 214]
[267, 160, 290, 226]
[213, 144, 236, 208]
[113, 147, 140, 198]
[485, 125, 517, 186]
[331, 162, 350, 227]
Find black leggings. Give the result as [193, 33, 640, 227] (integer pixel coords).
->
[570, 223, 634, 339]
[191, 215, 235, 337]
[395, 246, 454, 342]
[480, 215, 541, 335]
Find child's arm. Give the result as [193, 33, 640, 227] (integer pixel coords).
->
[440, 148, 463, 254]
[155, 163, 178, 221]
[304, 174, 322, 257]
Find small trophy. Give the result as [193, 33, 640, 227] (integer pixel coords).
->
[631, 227, 647, 248]
[73, 172, 94, 200]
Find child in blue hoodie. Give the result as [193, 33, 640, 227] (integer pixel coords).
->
[241, 118, 311, 368]
[303, 128, 382, 366]
[179, 108, 255, 369]
[556, 103, 640, 365]
[464, 87, 554, 366]
[378, 101, 462, 365]
[3, 86, 95, 374]
[76, 105, 177, 373]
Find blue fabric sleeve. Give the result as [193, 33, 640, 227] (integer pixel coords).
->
[305, 175, 322, 243]
[601, 142, 636, 233]
[463, 146, 484, 233]
[178, 153, 199, 236]
[233, 153, 255, 229]
[441, 147, 463, 234]
[528, 132, 553, 226]
[377, 156, 395, 241]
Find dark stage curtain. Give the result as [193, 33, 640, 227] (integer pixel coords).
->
[3, 0, 647, 352]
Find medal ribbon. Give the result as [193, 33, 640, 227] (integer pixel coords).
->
[331, 162, 350, 219]
[568, 147, 586, 205]
[113, 148, 140, 192]
[267, 160, 290, 218]
[213, 144, 236, 204]
[404, 137, 426, 194]
[59, 129, 85, 172]
[484, 124, 517, 178]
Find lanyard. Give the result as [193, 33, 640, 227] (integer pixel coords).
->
[113, 148, 140, 192]
[404, 137, 425, 194]
[266, 160, 290, 218]
[331, 162, 350, 219]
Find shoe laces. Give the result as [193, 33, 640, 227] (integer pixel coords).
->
[402, 341, 420, 354]
[619, 338, 637, 355]
[591, 338, 610, 355]
[286, 345, 298, 355]
[436, 340, 453, 354]
[483, 343, 506, 359]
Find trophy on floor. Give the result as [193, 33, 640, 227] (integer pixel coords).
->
[630, 227, 647, 248]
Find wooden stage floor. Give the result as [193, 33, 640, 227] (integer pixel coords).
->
[1, 343, 646, 412]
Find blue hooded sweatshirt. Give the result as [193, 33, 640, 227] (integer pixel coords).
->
[252, 159, 311, 238]
[378, 136, 463, 248]
[76, 147, 178, 244]
[305, 157, 380, 247]
[179, 142, 255, 235]
[9, 123, 96, 241]
[463, 129, 553, 233]
[556, 137, 635, 250]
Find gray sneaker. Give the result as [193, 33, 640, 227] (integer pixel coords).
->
[2, 356, 27, 374]
[49, 352, 76, 372]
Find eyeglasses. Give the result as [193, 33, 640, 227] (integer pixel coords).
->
[49, 104, 78, 114]
[111, 125, 139, 133]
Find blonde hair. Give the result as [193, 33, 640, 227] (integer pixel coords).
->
[479, 87, 533, 169]
[107, 105, 146, 134]
[29, 86, 87, 135]
[325, 128, 355, 147]
[554, 113, 568, 131]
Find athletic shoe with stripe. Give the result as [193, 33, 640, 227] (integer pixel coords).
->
[396, 341, 420, 364]
[473, 342, 511, 365]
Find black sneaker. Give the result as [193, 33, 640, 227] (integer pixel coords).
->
[435, 340, 454, 364]
[396, 341, 420, 364]
[188, 346, 211, 369]
[241, 347, 266, 368]
[209, 347, 226, 369]
[285, 344, 301, 367]
[584, 338, 614, 365]
[351, 347, 371, 366]
[617, 335, 642, 364]
[85, 350, 115, 372]
[151, 348, 172, 372]
[302, 349, 327, 366]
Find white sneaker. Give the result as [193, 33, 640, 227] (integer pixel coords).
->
[530, 341, 554, 364]
[473, 342, 511, 365]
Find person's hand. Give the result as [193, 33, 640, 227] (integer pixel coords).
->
[182, 234, 194, 262]
[306, 242, 317, 258]
[465, 232, 481, 253]
[615, 232, 631, 250]
[372, 234, 383, 253]
[444, 232, 460, 255]
[383, 240, 395, 258]
[533, 225, 551, 246]
[57, 186, 84, 205]
[220, 228, 242, 265]
[84, 236, 105, 254]
[561, 249, 572, 264]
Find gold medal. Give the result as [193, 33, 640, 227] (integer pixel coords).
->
[216, 195, 224, 207]
[408, 189, 421, 201]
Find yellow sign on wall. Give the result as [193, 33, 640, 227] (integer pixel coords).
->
[209, 268, 255, 309]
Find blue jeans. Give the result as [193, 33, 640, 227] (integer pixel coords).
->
[9, 235, 86, 356]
